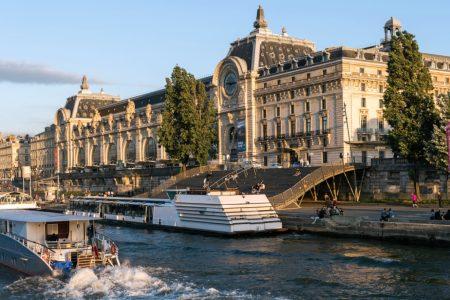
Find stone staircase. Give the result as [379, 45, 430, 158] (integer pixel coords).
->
[153, 166, 318, 198]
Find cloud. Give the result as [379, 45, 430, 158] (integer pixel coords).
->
[0, 59, 105, 85]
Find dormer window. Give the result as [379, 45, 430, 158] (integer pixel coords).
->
[290, 90, 295, 99]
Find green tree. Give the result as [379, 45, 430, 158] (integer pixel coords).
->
[158, 66, 216, 167]
[424, 94, 449, 171]
[383, 31, 440, 197]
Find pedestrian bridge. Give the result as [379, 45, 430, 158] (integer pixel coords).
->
[150, 163, 363, 210]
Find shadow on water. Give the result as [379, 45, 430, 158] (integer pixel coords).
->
[0, 225, 449, 299]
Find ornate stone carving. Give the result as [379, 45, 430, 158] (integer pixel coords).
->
[108, 114, 114, 129]
[145, 104, 152, 120]
[125, 100, 136, 125]
[77, 120, 83, 133]
[227, 112, 235, 123]
[91, 109, 101, 129]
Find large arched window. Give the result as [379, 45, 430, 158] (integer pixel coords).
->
[78, 148, 85, 167]
[108, 143, 117, 164]
[60, 149, 67, 170]
[92, 145, 101, 165]
[145, 137, 157, 161]
[125, 140, 136, 163]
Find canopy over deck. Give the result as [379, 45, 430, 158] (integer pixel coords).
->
[0, 210, 95, 223]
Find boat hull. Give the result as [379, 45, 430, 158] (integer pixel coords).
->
[0, 234, 53, 276]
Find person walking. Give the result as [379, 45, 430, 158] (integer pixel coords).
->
[411, 193, 418, 208]
[324, 193, 331, 208]
[437, 191, 443, 208]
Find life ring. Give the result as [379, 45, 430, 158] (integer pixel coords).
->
[42, 249, 49, 262]
[110, 243, 117, 255]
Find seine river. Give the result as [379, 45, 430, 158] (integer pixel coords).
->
[0, 225, 449, 299]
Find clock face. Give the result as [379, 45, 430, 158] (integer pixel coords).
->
[223, 71, 237, 96]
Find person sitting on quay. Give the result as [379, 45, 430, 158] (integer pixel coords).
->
[387, 208, 395, 220]
[330, 205, 343, 216]
[380, 208, 392, 222]
[312, 206, 328, 224]
[430, 209, 436, 220]
[443, 210, 450, 221]
[434, 209, 443, 220]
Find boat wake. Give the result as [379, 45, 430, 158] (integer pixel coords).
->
[3, 263, 253, 299]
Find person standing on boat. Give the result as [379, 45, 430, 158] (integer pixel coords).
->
[87, 223, 94, 243]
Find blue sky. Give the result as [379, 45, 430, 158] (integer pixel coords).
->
[0, 0, 449, 134]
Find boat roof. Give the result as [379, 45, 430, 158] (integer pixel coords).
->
[72, 196, 170, 205]
[0, 210, 95, 223]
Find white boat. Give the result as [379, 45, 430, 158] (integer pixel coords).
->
[67, 190, 283, 235]
[0, 192, 38, 210]
[0, 210, 120, 276]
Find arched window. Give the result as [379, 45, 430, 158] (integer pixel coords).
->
[78, 148, 85, 167]
[60, 149, 67, 169]
[92, 145, 100, 165]
[125, 140, 136, 163]
[145, 138, 157, 161]
[108, 144, 117, 164]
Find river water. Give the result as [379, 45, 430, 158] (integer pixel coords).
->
[0, 225, 449, 299]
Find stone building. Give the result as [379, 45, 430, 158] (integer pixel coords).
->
[30, 125, 56, 178]
[31, 6, 450, 187]
[212, 8, 450, 167]
[0, 135, 31, 188]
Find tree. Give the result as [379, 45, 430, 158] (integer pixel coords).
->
[383, 31, 440, 197]
[424, 94, 450, 171]
[158, 66, 216, 167]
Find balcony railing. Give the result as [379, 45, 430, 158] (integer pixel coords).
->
[356, 128, 374, 134]
[375, 128, 389, 135]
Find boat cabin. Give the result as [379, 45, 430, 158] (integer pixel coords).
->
[68, 197, 171, 223]
[0, 210, 94, 261]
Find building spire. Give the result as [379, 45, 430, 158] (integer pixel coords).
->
[80, 75, 89, 91]
[253, 5, 268, 29]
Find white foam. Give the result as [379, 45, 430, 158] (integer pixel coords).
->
[5, 265, 254, 299]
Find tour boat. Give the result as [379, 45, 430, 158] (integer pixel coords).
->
[0, 191, 38, 210]
[67, 189, 283, 235]
[0, 210, 120, 276]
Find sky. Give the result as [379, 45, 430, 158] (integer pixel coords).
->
[0, 0, 449, 135]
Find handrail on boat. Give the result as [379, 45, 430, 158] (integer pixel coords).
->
[0, 231, 55, 264]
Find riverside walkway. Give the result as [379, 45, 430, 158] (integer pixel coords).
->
[279, 204, 450, 245]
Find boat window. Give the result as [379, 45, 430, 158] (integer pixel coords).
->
[46, 222, 69, 240]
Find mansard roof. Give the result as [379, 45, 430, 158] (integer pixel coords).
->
[62, 76, 119, 119]
[226, 6, 315, 70]
[97, 76, 213, 117]
[64, 94, 118, 119]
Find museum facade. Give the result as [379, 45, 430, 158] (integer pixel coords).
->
[31, 6, 450, 179]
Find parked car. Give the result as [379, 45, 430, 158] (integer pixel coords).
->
[268, 163, 283, 169]
[240, 159, 262, 169]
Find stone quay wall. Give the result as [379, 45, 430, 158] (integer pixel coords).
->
[279, 213, 450, 245]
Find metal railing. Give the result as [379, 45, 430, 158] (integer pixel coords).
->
[269, 163, 356, 210]
[209, 166, 253, 189]
[150, 164, 222, 197]
[1, 231, 55, 265]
